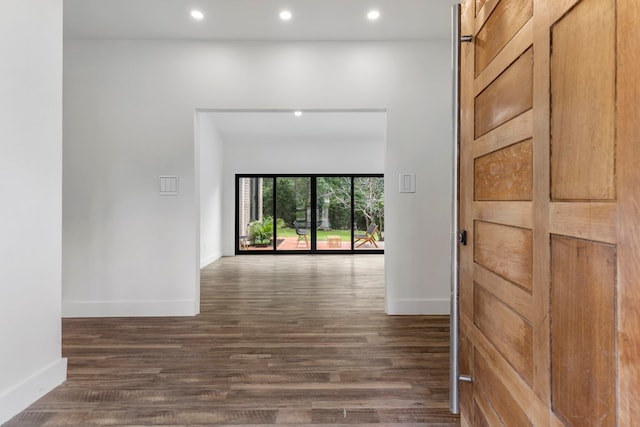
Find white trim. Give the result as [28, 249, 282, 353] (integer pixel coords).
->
[62, 300, 198, 318]
[200, 252, 222, 269]
[0, 358, 67, 425]
[193, 111, 202, 325]
[385, 298, 450, 315]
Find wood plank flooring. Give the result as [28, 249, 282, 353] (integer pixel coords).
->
[5, 255, 459, 426]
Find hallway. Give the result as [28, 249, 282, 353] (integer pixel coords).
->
[5, 256, 457, 426]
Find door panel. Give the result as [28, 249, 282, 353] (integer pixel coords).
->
[474, 47, 533, 138]
[474, 221, 532, 291]
[474, 139, 532, 201]
[473, 393, 497, 427]
[458, 0, 638, 424]
[474, 264, 532, 321]
[550, 0, 616, 201]
[551, 235, 616, 426]
[474, 351, 532, 426]
[474, 284, 533, 383]
[474, 0, 532, 75]
[475, 0, 488, 15]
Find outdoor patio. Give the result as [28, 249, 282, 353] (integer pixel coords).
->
[242, 236, 384, 251]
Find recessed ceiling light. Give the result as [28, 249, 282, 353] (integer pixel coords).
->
[190, 10, 204, 20]
[367, 10, 381, 21]
[294, 111, 303, 117]
[280, 10, 292, 21]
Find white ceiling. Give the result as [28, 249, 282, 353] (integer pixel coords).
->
[203, 110, 387, 145]
[64, 0, 458, 41]
[64, 1, 453, 145]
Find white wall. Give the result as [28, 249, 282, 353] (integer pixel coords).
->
[218, 122, 386, 255]
[0, 0, 67, 423]
[198, 114, 224, 268]
[63, 39, 452, 316]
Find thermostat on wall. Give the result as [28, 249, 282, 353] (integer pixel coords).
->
[399, 173, 415, 193]
[159, 176, 179, 195]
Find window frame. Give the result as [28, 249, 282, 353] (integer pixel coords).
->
[235, 173, 384, 255]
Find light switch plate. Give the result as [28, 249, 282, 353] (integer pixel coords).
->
[399, 173, 416, 193]
[159, 176, 179, 195]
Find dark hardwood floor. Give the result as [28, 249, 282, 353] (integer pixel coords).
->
[5, 255, 459, 426]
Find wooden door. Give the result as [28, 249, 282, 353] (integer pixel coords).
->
[457, 0, 640, 425]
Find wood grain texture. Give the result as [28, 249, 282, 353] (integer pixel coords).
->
[5, 256, 460, 427]
[462, 0, 632, 423]
[473, 110, 532, 159]
[475, 0, 500, 29]
[475, 0, 487, 16]
[473, 284, 533, 384]
[474, 20, 533, 97]
[459, 332, 473, 426]
[475, 48, 533, 138]
[549, 202, 616, 243]
[459, 0, 477, 364]
[473, 352, 532, 426]
[616, 0, 640, 423]
[550, 0, 616, 201]
[474, 263, 532, 321]
[474, 139, 532, 201]
[551, 236, 616, 426]
[474, 201, 533, 229]
[530, 0, 553, 405]
[472, 392, 498, 427]
[462, 316, 548, 425]
[464, 0, 541, 422]
[458, 10, 477, 424]
[475, 0, 532, 75]
[474, 221, 533, 291]
[549, 0, 582, 24]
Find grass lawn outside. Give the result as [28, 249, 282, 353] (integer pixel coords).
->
[276, 227, 354, 241]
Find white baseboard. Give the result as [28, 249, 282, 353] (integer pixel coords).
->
[0, 358, 67, 425]
[385, 298, 450, 315]
[62, 299, 198, 318]
[200, 251, 222, 268]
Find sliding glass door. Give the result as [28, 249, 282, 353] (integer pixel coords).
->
[235, 174, 383, 254]
[316, 177, 351, 251]
[275, 177, 311, 252]
[237, 177, 274, 251]
[353, 177, 384, 251]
